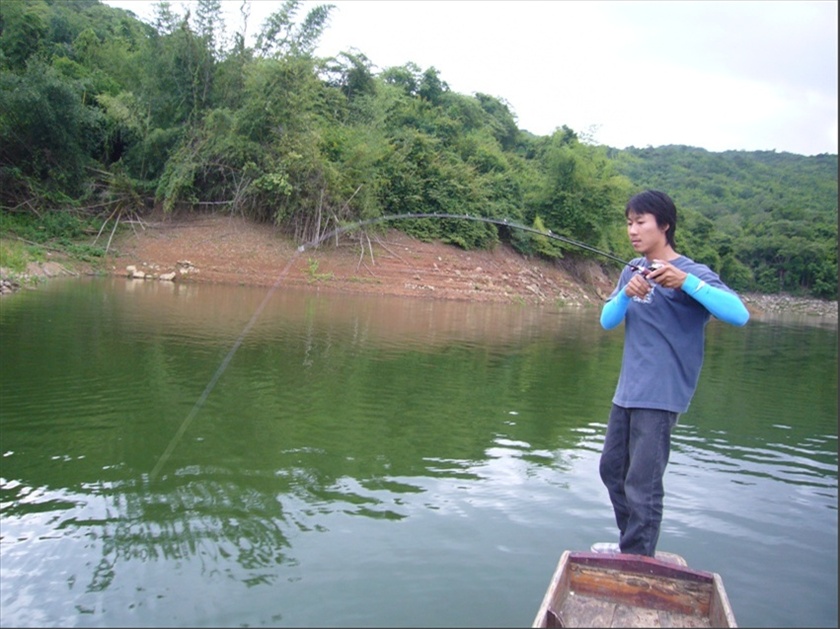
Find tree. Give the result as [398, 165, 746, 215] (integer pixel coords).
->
[530, 128, 631, 254]
[152, 1, 179, 35]
[0, 0, 49, 70]
[193, 0, 225, 60]
[255, 0, 334, 58]
[0, 60, 105, 206]
[321, 49, 376, 101]
[474, 93, 518, 150]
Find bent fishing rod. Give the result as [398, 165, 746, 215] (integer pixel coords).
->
[296, 212, 649, 275]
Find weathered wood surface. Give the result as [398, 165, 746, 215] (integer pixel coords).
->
[546, 592, 715, 628]
[532, 551, 737, 628]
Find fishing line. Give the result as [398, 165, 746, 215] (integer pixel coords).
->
[148, 255, 298, 483]
[297, 212, 643, 272]
[149, 211, 636, 481]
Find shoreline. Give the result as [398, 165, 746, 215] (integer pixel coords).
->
[2, 213, 837, 324]
[2, 259, 836, 325]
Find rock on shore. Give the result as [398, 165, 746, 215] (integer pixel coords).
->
[740, 292, 837, 319]
[1, 260, 79, 295]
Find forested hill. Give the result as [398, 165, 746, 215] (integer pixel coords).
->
[0, 0, 836, 298]
[609, 146, 837, 298]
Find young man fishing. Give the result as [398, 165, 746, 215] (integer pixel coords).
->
[597, 189, 749, 557]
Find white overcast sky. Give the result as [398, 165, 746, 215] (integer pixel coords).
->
[103, 0, 838, 156]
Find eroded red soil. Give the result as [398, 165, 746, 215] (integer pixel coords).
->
[104, 213, 617, 307]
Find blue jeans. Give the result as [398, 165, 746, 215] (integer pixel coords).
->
[599, 404, 678, 556]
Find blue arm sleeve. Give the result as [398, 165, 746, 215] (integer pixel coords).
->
[681, 274, 750, 326]
[600, 289, 630, 329]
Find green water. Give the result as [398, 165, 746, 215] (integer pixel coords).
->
[1, 278, 836, 627]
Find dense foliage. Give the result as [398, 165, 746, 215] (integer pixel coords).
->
[1, 0, 836, 298]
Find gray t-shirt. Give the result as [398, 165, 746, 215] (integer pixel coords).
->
[607, 256, 735, 413]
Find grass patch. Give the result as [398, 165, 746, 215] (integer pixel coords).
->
[345, 276, 382, 284]
[0, 238, 44, 273]
[1, 210, 109, 273]
[306, 258, 335, 282]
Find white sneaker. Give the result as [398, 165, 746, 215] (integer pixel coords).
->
[590, 542, 620, 554]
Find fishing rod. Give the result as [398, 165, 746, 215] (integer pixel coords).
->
[297, 212, 648, 274]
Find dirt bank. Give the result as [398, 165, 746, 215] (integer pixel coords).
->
[100, 212, 617, 307]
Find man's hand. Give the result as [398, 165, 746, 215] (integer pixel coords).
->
[624, 273, 654, 300]
[647, 259, 688, 289]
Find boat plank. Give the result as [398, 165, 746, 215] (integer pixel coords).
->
[555, 594, 716, 628]
[658, 609, 713, 628]
[612, 603, 662, 627]
[709, 575, 738, 627]
[558, 593, 618, 627]
[568, 563, 713, 617]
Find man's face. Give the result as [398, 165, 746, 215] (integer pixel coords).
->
[626, 211, 667, 255]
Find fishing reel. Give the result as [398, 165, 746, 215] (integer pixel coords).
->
[632, 261, 664, 304]
[641, 261, 664, 277]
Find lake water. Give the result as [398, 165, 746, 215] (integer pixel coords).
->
[1, 277, 836, 628]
